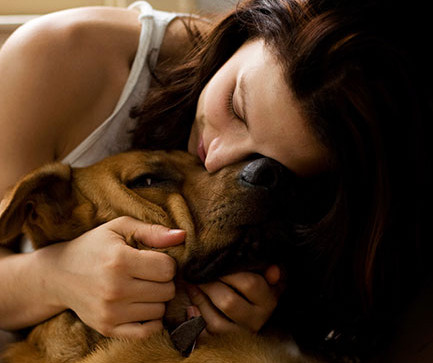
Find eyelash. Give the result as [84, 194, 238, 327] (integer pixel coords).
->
[226, 90, 236, 116]
[226, 90, 243, 122]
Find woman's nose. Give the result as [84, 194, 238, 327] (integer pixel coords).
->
[205, 138, 252, 173]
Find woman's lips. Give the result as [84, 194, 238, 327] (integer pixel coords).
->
[197, 137, 206, 164]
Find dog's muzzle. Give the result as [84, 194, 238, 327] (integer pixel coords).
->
[183, 157, 296, 283]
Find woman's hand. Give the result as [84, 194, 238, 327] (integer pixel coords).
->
[38, 216, 185, 339]
[186, 265, 284, 334]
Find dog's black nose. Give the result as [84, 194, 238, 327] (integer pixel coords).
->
[240, 157, 292, 190]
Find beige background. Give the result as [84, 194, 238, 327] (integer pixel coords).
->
[0, 0, 238, 46]
[0, 0, 238, 14]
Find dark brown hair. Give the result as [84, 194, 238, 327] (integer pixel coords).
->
[131, 0, 432, 358]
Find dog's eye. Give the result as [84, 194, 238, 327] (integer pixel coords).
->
[126, 174, 165, 189]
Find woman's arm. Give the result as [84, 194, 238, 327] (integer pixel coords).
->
[0, 218, 185, 338]
[0, 7, 183, 336]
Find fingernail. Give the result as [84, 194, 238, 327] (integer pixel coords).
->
[168, 229, 185, 235]
[266, 265, 281, 285]
[187, 305, 201, 319]
[166, 229, 186, 245]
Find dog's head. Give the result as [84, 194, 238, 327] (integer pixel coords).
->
[0, 150, 297, 282]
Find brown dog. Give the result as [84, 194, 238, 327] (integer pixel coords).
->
[0, 150, 321, 363]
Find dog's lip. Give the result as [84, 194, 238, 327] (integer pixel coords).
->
[197, 136, 207, 164]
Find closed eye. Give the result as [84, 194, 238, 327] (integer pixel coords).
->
[226, 89, 237, 118]
[226, 88, 244, 123]
[126, 174, 166, 189]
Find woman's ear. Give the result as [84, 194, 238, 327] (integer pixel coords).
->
[0, 163, 73, 248]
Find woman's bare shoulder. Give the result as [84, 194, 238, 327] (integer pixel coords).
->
[0, 7, 141, 195]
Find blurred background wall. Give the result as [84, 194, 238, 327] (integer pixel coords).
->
[0, 0, 238, 47]
[0, 0, 238, 14]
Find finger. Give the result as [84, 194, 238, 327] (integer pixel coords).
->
[115, 302, 166, 325]
[133, 224, 186, 248]
[219, 272, 277, 306]
[109, 320, 163, 339]
[90, 302, 166, 331]
[122, 279, 175, 303]
[186, 285, 238, 334]
[123, 248, 177, 282]
[108, 216, 186, 248]
[197, 281, 257, 329]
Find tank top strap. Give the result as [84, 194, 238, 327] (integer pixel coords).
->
[61, 2, 179, 168]
[114, 1, 178, 115]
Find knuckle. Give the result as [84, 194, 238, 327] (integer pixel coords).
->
[147, 224, 165, 241]
[207, 319, 226, 334]
[107, 216, 137, 234]
[101, 284, 124, 302]
[157, 254, 176, 280]
[114, 215, 133, 225]
[148, 223, 160, 234]
[103, 247, 127, 272]
[219, 293, 238, 313]
[105, 216, 126, 231]
[242, 274, 260, 294]
[148, 223, 167, 235]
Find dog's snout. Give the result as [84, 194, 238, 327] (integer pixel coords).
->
[239, 157, 292, 190]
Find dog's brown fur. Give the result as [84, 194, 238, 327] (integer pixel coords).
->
[0, 150, 321, 363]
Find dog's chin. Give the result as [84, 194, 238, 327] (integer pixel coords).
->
[181, 225, 292, 284]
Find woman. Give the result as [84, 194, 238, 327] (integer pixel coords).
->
[0, 0, 430, 360]
[134, 1, 433, 359]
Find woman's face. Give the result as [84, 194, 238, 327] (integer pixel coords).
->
[188, 39, 328, 176]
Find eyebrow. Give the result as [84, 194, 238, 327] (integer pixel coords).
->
[238, 74, 249, 126]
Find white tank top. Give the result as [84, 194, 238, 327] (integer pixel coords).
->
[62, 1, 179, 168]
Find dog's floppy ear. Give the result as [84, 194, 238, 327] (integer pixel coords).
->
[0, 163, 74, 248]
